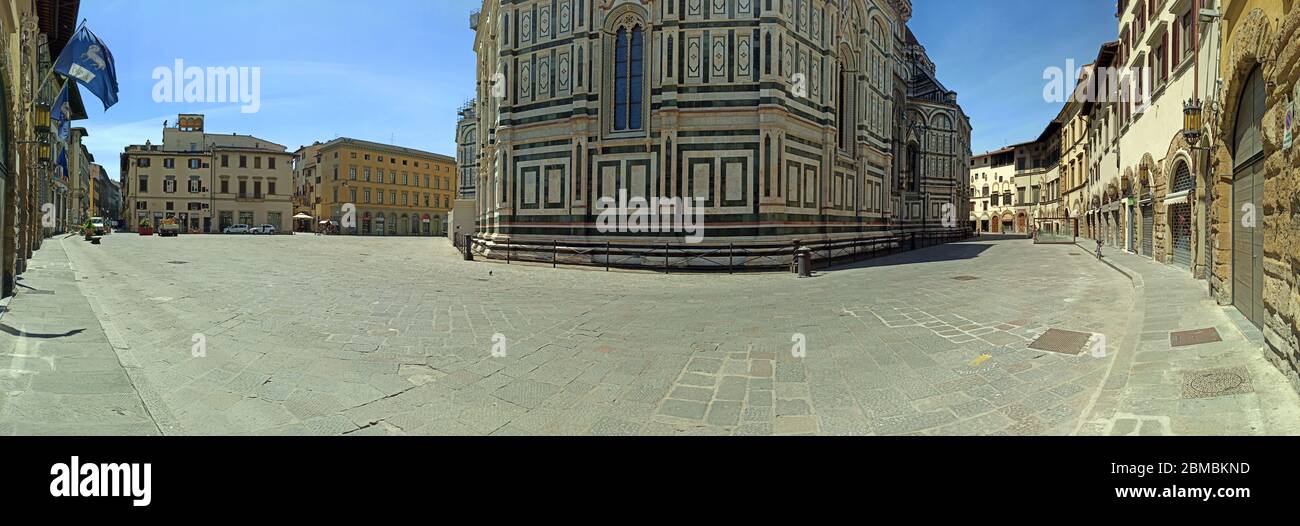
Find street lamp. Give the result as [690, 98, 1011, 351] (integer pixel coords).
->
[1182, 98, 1204, 147]
[33, 102, 52, 167]
[34, 101, 51, 132]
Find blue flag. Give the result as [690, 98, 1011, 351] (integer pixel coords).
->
[53, 26, 119, 110]
[51, 82, 72, 141]
[56, 147, 68, 181]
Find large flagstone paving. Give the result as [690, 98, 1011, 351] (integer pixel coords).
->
[1, 233, 1295, 435]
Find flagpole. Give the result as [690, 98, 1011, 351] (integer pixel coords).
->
[31, 19, 88, 113]
[33, 66, 59, 106]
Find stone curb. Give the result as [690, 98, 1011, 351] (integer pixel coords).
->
[61, 237, 181, 436]
[1070, 242, 1145, 435]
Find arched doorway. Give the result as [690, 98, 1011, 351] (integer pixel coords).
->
[1169, 161, 1194, 269]
[374, 213, 386, 236]
[1231, 66, 1266, 327]
[400, 214, 410, 236]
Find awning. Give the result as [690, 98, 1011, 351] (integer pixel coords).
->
[1163, 189, 1191, 205]
[292, 213, 313, 220]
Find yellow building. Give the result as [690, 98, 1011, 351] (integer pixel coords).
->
[294, 138, 456, 236]
[121, 115, 294, 233]
[1057, 63, 1092, 235]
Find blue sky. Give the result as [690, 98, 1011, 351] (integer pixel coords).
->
[77, 0, 482, 179]
[77, 0, 1116, 180]
[909, 0, 1118, 154]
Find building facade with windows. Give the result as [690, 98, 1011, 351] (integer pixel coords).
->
[72, 132, 90, 226]
[468, 0, 969, 264]
[456, 100, 478, 200]
[968, 148, 1017, 233]
[1012, 124, 1062, 234]
[3, 1, 85, 297]
[121, 114, 293, 233]
[1113, 0, 1216, 274]
[91, 163, 119, 223]
[1083, 41, 1121, 244]
[1058, 63, 1093, 235]
[292, 137, 456, 236]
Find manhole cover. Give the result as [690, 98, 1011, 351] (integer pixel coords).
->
[1181, 367, 1254, 399]
[1027, 328, 1093, 355]
[167, 261, 189, 265]
[951, 276, 980, 281]
[1171, 328, 1222, 348]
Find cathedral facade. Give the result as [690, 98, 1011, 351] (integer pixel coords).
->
[469, 0, 969, 264]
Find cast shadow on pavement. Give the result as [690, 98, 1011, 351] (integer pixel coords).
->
[821, 239, 999, 273]
[0, 323, 85, 339]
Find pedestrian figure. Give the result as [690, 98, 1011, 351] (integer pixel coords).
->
[1095, 236, 1104, 261]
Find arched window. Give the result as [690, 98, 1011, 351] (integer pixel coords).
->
[611, 21, 645, 132]
[1171, 161, 1194, 193]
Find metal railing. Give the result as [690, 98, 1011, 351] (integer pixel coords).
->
[454, 230, 972, 273]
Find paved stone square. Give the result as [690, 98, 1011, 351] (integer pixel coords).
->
[1, 233, 1296, 435]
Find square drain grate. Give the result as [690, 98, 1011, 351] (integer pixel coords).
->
[1170, 328, 1222, 348]
[1027, 328, 1093, 355]
[1181, 367, 1253, 399]
[951, 276, 980, 281]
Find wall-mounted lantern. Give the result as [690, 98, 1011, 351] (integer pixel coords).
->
[1182, 98, 1204, 147]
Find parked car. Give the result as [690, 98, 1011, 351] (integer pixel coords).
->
[249, 224, 278, 235]
[89, 217, 109, 235]
[223, 224, 251, 234]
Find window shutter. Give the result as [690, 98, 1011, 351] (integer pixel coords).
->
[1172, 20, 1180, 64]
[1162, 32, 1169, 80]
[1145, 54, 1151, 97]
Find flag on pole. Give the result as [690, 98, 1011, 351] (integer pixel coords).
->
[51, 82, 72, 141]
[53, 26, 119, 110]
[56, 146, 69, 181]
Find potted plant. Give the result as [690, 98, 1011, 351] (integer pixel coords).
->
[82, 220, 95, 241]
[138, 219, 154, 236]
